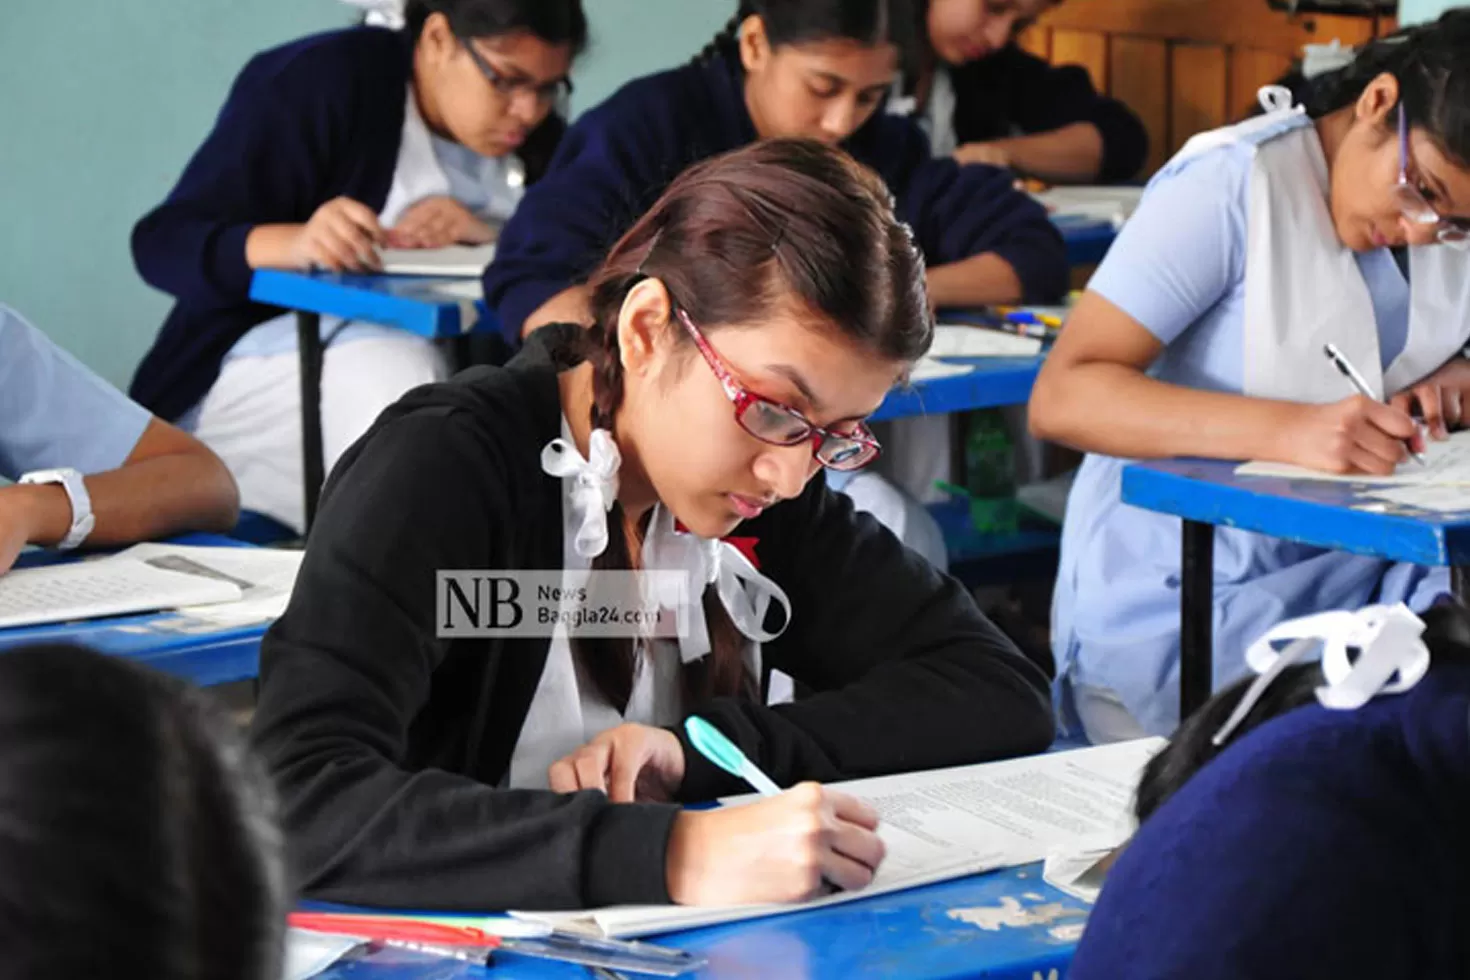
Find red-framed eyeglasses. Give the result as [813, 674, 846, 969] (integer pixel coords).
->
[675, 307, 882, 471]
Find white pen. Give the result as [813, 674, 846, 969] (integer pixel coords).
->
[1322, 343, 1427, 465]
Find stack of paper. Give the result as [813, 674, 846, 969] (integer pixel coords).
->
[511, 738, 1164, 938]
[379, 243, 497, 277]
[909, 357, 977, 382]
[0, 559, 243, 630]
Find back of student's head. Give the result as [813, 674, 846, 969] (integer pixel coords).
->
[0, 645, 285, 980]
[572, 137, 931, 708]
[1135, 602, 1470, 825]
[1302, 9, 1470, 166]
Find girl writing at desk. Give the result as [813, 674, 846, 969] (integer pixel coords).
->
[1029, 12, 1470, 740]
[130, 0, 585, 535]
[249, 140, 1053, 911]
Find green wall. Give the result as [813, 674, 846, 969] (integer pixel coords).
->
[0, 0, 728, 390]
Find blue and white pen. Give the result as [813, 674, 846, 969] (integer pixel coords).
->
[684, 716, 782, 796]
[1322, 343, 1427, 466]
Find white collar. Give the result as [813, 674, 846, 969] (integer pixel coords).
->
[540, 427, 792, 663]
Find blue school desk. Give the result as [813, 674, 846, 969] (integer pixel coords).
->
[1121, 457, 1470, 718]
[248, 274, 1056, 532]
[314, 861, 1086, 979]
[0, 532, 275, 686]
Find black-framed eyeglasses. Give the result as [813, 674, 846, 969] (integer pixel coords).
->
[460, 38, 572, 107]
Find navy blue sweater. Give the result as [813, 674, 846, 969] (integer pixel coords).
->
[1072, 664, 1470, 979]
[129, 27, 563, 422]
[484, 44, 1068, 341]
[936, 45, 1149, 183]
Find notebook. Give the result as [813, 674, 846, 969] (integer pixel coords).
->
[0, 558, 243, 629]
[511, 738, 1164, 939]
[379, 244, 497, 277]
[111, 543, 305, 627]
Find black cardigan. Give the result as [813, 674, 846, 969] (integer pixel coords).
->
[249, 324, 1054, 912]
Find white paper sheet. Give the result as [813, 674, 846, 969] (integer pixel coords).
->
[1364, 483, 1470, 512]
[929, 325, 1043, 358]
[379, 243, 497, 277]
[511, 739, 1163, 938]
[282, 929, 364, 980]
[1032, 186, 1144, 228]
[908, 357, 977, 382]
[112, 544, 304, 627]
[1237, 429, 1470, 486]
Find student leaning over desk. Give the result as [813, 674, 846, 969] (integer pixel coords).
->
[896, 0, 1148, 184]
[0, 304, 238, 575]
[249, 140, 1054, 913]
[128, 0, 585, 535]
[484, 0, 1068, 568]
[1029, 12, 1470, 742]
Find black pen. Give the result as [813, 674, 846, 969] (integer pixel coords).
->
[1322, 343, 1427, 465]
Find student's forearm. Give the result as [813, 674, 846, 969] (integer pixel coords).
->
[0, 456, 239, 549]
[245, 224, 305, 270]
[925, 254, 1025, 308]
[523, 284, 595, 338]
[1029, 360, 1302, 461]
[990, 123, 1106, 185]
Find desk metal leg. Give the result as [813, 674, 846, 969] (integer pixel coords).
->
[1454, 566, 1470, 606]
[1180, 519, 1215, 721]
[297, 312, 325, 533]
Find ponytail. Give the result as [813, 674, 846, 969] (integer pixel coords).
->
[1135, 601, 1470, 824]
[695, 11, 745, 64]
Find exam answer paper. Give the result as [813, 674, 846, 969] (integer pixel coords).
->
[512, 738, 1164, 939]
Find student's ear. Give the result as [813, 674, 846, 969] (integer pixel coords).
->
[1355, 72, 1401, 131]
[417, 11, 458, 64]
[616, 278, 676, 379]
[738, 15, 772, 75]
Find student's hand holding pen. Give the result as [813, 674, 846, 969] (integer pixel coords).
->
[1277, 395, 1426, 476]
[664, 783, 885, 906]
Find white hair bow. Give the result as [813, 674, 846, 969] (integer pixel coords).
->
[541, 429, 621, 560]
[1212, 603, 1431, 746]
[340, 0, 406, 29]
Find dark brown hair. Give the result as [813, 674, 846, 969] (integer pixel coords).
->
[573, 137, 932, 711]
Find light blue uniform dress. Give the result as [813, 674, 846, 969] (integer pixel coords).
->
[1052, 113, 1450, 739]
[0, 304, 151, 479]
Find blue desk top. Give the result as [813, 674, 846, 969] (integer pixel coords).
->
[873, 356, 1043, 421]
[0, 533, 273, 686]
[250, 270, 494, 339]
[316, 862, 1085, 980]
[1122, 457, 1470, 567]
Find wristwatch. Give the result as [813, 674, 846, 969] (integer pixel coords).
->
[17, 467, 95, 550]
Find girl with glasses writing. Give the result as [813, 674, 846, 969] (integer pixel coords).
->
[249, 140, 1053, 912]
[1029, 11, 1470, 742]
[129, 0, 584, 535]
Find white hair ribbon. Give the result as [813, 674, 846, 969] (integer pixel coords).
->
[540, 429, 621, 560]
[1212, 603, 1431, 746]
